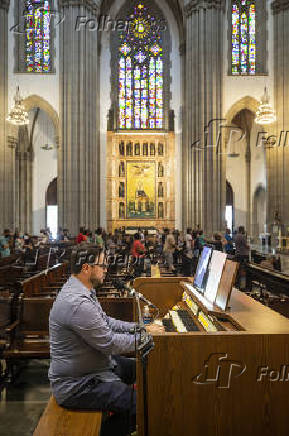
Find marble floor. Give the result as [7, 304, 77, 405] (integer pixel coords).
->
[0, 360, 51, 436]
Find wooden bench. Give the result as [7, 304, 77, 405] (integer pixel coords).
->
[33, 396, 102, 436]
[21, 263, 68, 297]
[3, 296, 55, 381]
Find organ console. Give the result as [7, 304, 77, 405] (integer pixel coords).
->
[134, 273, 289, 436]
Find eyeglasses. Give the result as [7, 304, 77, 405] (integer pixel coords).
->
[89, 263, 107, 269]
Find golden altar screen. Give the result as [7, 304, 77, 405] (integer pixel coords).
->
[126, 161, 156, 219]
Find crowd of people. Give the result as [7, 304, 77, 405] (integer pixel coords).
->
[0, 228, 55, 258]
[0, 225, 250, 268]
[73, 225, 252, 277]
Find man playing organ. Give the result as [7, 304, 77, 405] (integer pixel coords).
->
[49, 251, 138, 436]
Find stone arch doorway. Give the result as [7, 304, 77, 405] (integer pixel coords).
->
[46, 177, 58, 238]
[225, 97, 267, 236]
[226, 180, 234, 231]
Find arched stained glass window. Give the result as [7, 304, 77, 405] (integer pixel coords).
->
[231, 0, 256, 75]
[118, 3, 164, 129]
[24, 0, 51, 72]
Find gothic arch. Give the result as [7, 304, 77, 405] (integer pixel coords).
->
[225, 96, 259, 125]
[224, 96, 259, 148]
[23, 95, 59, 138]
[46, 177, 58, 206]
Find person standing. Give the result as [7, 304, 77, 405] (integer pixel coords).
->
[197, 230, 205, 248]
[163, 229, 176, 272]
[224, 228, 234, 254]
[131, 233, 145, 277]
[234, 226, 250, 289]
[185, 229, 193, 259]
[213, 233, 223, 252]
[76, 227, 87, 244]
[0, 229, 11, 258]
[95, 228, 104, 248]
[234, 226, 249, 262]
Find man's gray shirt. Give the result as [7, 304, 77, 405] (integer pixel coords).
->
[49, 276, 137, 404]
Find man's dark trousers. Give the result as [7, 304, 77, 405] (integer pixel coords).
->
[61, 356, 136, 436]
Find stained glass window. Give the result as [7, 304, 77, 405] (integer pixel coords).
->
[232, 1, 255, 75]
[118, 3, 164, 129]
[24, 0, 51, 72]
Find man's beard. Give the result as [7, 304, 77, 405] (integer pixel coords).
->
[90, 277, 103, 291]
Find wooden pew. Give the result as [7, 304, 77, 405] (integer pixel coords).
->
[246, 262, 289, 295]
[0, 254, 19, 268]
[0, 292, 14, 378]
[3, 296, 54, 381]
[99, 297, 135, 322]
[0, 265, 26, 289]
[21, 264, 67, 297]
[33, 396, 102, 436]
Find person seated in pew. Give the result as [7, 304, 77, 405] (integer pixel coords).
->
[23, 239, 38, 265]
[48, 251, 139, 436]
[0, 229, 11, 258]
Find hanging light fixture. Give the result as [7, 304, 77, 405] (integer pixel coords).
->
[7, 86, 29, 126]
[255, 87, 276, 125]
[227, 151, 240, 158]
[41, 144, 54, 151]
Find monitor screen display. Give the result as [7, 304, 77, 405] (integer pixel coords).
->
[193, 246, 212, 291]
[204, 251, 227, 304]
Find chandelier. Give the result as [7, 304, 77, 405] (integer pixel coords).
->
[7, 86, 29, 126]
[255, 87, 276, 125]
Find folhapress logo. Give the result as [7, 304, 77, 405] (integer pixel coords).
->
[257, 365, 289, 382]
[192, 353, 246, 389]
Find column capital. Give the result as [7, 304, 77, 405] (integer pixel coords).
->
[0, 0, 10, 11]
[271, 0, 289, 14]
[184, 0, 225, 16]
[58, 0, 100, 15]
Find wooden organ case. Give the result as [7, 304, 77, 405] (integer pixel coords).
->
[134, 277, 289, 436]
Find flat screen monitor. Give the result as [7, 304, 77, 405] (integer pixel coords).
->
[204, 251, 227, 304]
[193, 246, 212, 292]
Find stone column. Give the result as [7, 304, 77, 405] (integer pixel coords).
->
[0, 0, 14, 230]
[13, 126, 33, 233]
[58, 0, 99, 235]
[183, 0, 226, 235]
[269, 1, 289, 230]
[245, 140, 251, 234]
